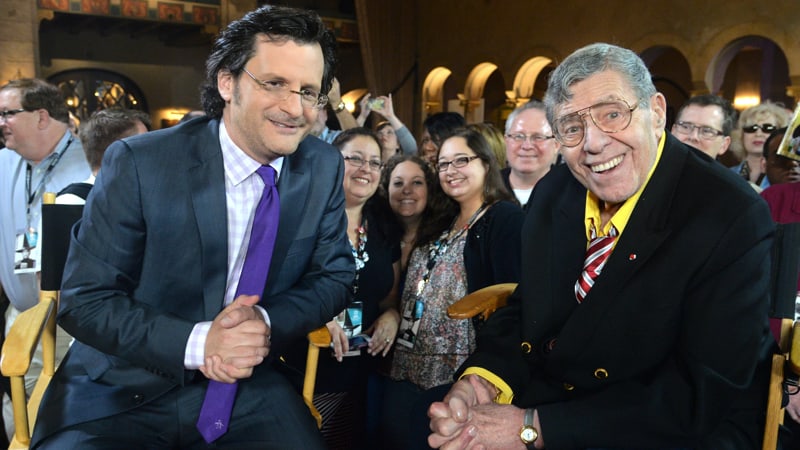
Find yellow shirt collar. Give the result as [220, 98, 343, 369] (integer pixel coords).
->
[583, 132, 666, 239]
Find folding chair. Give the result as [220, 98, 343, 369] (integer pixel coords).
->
[302, 326, 333, 428]
[447, 283, 518, 323]
[0, 193, 83, 449]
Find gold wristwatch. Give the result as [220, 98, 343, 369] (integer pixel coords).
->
[520, 408, 538, 448]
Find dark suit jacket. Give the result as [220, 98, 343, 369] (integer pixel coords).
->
[461, 134, 776, 448]
[31, 118, 354, 444]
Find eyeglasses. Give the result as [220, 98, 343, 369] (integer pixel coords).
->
[437, 155, 480, 172]
[343, 155, 383, 171]
[505, 133, 555, 145]
[241, 67, 329, 110]
[673, 121, 724, 140]
[554, 100, 638, 147]
[0, 108, 27, 120]
[742, 123, 777, 134]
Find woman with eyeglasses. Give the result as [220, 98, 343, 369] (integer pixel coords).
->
[288, 127, 402, 449]
[729, 101, 791, 189]
[382, 127, 523, 450]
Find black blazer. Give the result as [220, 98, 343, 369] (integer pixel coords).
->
[463, 200, 524, 292]
[31, 118, 354, 444]
[461, 134, 776, 448]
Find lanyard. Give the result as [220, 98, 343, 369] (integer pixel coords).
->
[414, 202, 488, 296]
[25, 135, 73, 216]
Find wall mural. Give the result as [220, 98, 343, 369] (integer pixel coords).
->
[38, 0, 220, 26]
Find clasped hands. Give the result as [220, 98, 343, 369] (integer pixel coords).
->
[200, 294, 270, 383]
[428, 375, 542, 450]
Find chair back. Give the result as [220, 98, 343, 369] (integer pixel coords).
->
[39, 202, 83, 291]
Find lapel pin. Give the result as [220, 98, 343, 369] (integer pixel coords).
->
[628, 253, 637, 261]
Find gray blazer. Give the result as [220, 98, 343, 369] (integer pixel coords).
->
[32, 118, 354, 443]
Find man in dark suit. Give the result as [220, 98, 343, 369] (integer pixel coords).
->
[32, 5, 353, 449]
[429, 43, 775, 449]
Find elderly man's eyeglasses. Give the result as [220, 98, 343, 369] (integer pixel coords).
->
[554, 100, 638, 147]
[742, 123, 777, 134]
[241, 68, 329, 110]
[437, 155, 480, 172]
[0, 109, 27, 120]
[505, 133, 555, 145]
[343, 155, 383, 171]
[673, 121, 724, 140]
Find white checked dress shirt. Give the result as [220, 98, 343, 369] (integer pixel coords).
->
[184, 121, 282, 368]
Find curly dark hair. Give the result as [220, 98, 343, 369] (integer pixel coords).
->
[200, 5, 338, 119]
[379, 154, 457, 249]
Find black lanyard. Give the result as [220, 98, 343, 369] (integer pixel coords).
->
[25, 136, 72, 216]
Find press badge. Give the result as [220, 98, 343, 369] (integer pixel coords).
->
[14, 231, 38, 274]
[397, 295, 424, 349]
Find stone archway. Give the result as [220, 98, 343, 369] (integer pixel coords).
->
[508, 56, 552, 107]
[463, 62, 504, 124]
[421, 66, 452, 118]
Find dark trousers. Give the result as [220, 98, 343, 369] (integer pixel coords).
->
[380, 380, 451, 450]
[34, 367, 324, 449]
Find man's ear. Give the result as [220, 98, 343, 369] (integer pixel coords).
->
[217, 69, 234, 102]
[650, 93, 667, 129]
[35, 109, 50, 130]
[719, 135, 732, 155]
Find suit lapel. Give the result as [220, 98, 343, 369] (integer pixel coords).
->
[589, 135, 685, 299]
[188, 120, 229, 320]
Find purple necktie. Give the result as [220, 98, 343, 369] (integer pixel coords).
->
[196, 165, 280, 443]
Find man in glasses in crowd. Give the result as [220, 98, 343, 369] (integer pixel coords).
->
[0, 78, 90, 442]
[502, 101, 559, 209]
[31, 5, 353, 449]
[429, 43, 774, 449]
[671, 94, 736, 160]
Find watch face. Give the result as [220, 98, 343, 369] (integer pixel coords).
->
[521, 428, 536, 442]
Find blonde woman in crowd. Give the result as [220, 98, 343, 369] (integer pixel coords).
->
[729, 101, 791, 190]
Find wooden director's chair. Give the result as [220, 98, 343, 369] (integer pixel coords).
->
[1, 193, 83, 449]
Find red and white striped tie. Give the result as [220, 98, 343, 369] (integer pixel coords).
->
[574, 221, 617, 303]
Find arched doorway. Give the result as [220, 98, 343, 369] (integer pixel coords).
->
[47, 68, 148, 122]
[708, 36, 792, 110]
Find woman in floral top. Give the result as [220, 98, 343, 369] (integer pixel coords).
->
[382, 127, 523, 450]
